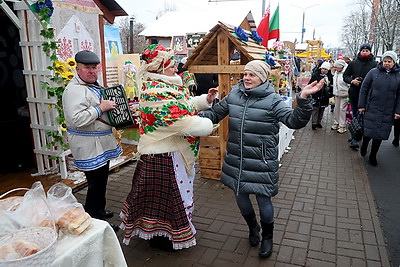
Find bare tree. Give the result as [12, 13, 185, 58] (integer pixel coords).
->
[341, 9, 372, 57]
[115, 16, 146, 54]
[369, 0, 400, 51]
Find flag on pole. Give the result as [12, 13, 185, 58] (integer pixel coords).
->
[269, 5, 280, 40]
[257, 5, 270, 48]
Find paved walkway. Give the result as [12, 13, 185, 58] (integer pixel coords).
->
[74, 110, 391, 266]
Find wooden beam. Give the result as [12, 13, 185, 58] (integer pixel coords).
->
[190, 33, 218, 65]
[93, 0, 116, 23]
[188, 64, 244, 74]
[1, 1, 21, 29]
[217, 32, 230, 167]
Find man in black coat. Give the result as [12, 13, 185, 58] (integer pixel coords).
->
[343, 43, 377, 149]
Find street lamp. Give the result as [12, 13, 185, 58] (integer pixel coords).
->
[291, 4, 319, 43]
[129, 16, 135, 53]
[307, 23, 322, 40]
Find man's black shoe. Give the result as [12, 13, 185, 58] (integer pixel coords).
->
[102, 210, 114, 219]
[109, 222, 120, 232]
[316, 123, 323, 128]
[312, 124, 317, 130]
[91, 210, 114, 220]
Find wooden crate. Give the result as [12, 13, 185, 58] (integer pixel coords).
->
[199, 135, 222, 180]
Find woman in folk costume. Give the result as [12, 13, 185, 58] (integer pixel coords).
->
[120, 44, 217, 251]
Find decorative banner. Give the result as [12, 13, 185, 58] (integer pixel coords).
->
[172, 36, 187, 55]
[104, 25, 123, 86]
[283, 59, 291, 75]
[64, 0, 97, 8]
[186, 32, 206, 50]
[56, 15, 94, 61]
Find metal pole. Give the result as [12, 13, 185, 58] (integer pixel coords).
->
[301, 11, 305, 43]
[129, 17, 134, 53]
[262, 0, 266, 16]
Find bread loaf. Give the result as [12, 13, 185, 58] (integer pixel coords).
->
[57, 207, 92, 235]
[12, 241, 41, 257]
[0, 196, 23, 211]
[67, 212, 90, 232]
[0, 244, 19, 260]
[71, 217, 92, 235]
[0, 241, 41, 260]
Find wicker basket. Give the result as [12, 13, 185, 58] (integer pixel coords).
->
[0, 227, 57, 266]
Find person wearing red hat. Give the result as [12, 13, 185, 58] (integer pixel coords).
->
[120, 44, 217, 251]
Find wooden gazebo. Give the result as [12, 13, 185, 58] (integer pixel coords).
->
[185, 21, 267, 179]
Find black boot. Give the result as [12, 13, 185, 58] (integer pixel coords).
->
[392, 139, 399, 147]
[242, 211, 260, 246]
[368, 139, 382, 167]
[149, 236, 174, 252]
[259, 221, 274, 258]
[360, 136, 370, 157]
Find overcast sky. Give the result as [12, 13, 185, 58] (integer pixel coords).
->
[116, 0, 359, 48]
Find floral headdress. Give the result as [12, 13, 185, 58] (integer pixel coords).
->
[140, 44, 175, 73]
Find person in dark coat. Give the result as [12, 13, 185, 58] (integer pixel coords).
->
[199, 60, 324, 258]
[194, 73, 218, 96]
[358, 50, 400, 166]
[343, 43, 377, 149]
[308, 61, 333, 130]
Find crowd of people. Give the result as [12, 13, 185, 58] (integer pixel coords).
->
[307, 44, 400, 166]
[62, 42, 399, 259]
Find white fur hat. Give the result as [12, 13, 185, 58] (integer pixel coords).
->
[382, 51, 398, 62]
[320, 62, 331, 70]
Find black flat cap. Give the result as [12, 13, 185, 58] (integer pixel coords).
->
[75, 50, 100, 64]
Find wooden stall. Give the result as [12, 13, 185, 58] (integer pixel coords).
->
[184, 21, 267, 180]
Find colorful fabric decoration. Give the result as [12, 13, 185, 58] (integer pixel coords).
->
[272, 40, 284, 51]
[251, 31, 263, 44]
[122, 61, 139, 99]
[180, 71, 196, 88]
[264, 51, 276, 67]
[140, 44, 175, 73]
[234, 26, 249, 42]
[29, 0, 54, 23]
[138, 75, 201, 172]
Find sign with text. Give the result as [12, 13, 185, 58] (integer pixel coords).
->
[186, 32, 206, 50]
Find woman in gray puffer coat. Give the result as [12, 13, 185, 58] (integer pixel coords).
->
[199, 60, 324, 258]
[358, 51, 400, 166]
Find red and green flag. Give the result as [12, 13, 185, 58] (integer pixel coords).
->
[256, 4, 280, 48]
[257, 5, 271, 48]
[269, 5, 280, 40]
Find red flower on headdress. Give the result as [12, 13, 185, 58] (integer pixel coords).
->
[142, 49, 159, 63]
[156, 45, 166, 51]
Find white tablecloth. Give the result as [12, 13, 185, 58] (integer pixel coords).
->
[52, 219, 127, 267]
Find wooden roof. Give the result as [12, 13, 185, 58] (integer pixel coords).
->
[94, 0, 128, 23]
[185, 21, 267, 74]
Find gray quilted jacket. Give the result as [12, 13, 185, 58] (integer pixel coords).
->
[199, 80, 313, 197]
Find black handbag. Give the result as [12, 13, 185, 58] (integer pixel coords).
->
[348, 114, 364, 141]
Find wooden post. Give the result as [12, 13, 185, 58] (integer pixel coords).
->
[217, 32, 230, 169]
